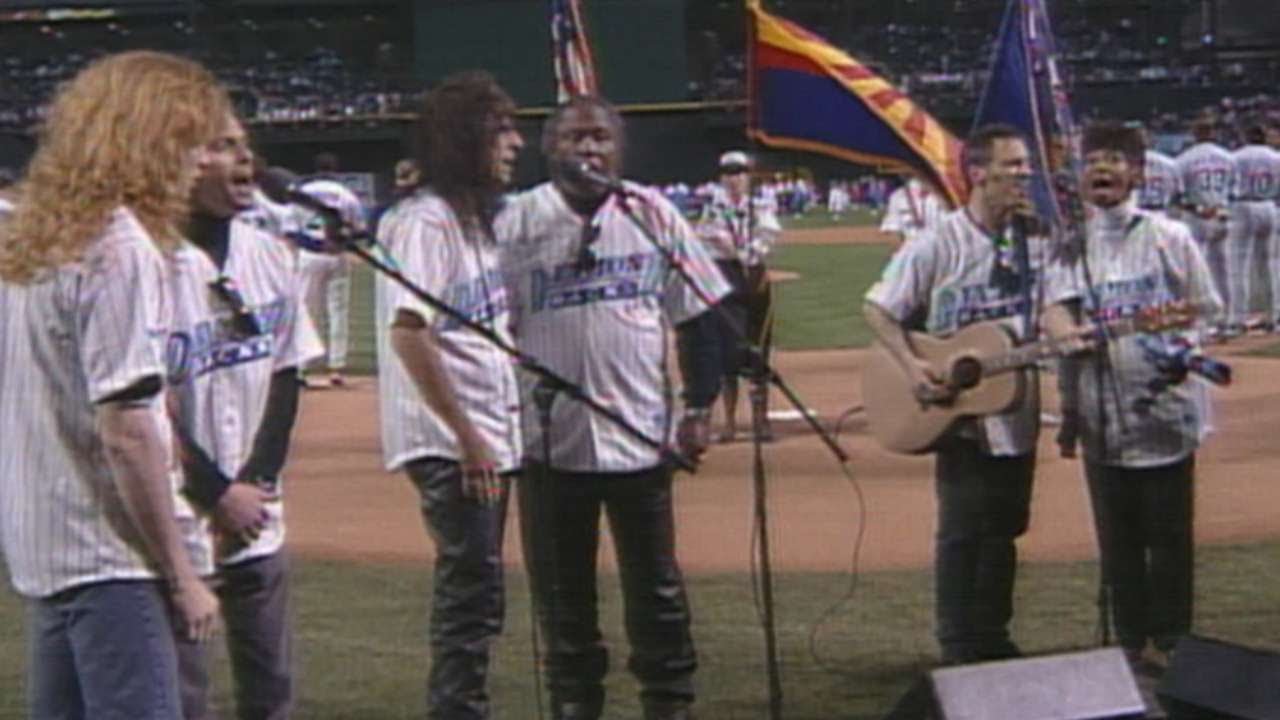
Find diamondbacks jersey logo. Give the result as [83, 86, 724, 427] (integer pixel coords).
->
[529, 251, 667, 313]
[438, 268, 512, 331]
[1083, 274, 1167, 320]
[166, 298, 288, 384]
[927, 269, 1041, 335]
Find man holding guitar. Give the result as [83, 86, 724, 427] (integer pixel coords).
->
[863, 124, 1081, 665]
[1054, 122, 1223, 676]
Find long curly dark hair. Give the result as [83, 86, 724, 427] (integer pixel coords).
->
[412, 70, 516, 233]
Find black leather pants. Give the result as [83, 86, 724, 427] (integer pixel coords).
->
[519, 464, 697, 720]
[407, 458, 512, 720]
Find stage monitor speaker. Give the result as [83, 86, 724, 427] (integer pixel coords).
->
[885, 648, 1148, 720]
[1156, 635, 1280, 720]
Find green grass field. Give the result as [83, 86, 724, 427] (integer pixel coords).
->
[2, 540, 1278, 718]
[779, 206, 883, 231]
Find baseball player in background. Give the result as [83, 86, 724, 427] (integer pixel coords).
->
[1139, 142, 1184, 218]
[1055, 121, 1222, 675]
[168, 111, 322, 720]
[0, 51, 226, 719]
[498, 95, 729, 720]
[695, 150, 782, 443]
[1175, 116, 1234, 334]
[1231, 124, 1280, 329]
[297, 151, 366, 387]
[880, 175, 946, 248]
[374, 70, 524, 720]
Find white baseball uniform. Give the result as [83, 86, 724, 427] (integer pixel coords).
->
[0, 207, 208, 597]
[1175, 142, 1235, 325]
[374, 190, 522, 473]
[296, 177, 366, 373]
[497, 182, 731, 473]
[1048, 200, 1222, 466]
[1232, 144, 1280, 324]
[1139, 150, 1183, 212]
[880, 179, 946, 247]
[866, 208, 1066, 456]
[165, 217, 322, 566]
[695, 186, 781, 266]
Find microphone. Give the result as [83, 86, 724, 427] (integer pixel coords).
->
[563, 161, 631, 197]
[257, 167, 362, 252]
[1010, 210, 1041, 239]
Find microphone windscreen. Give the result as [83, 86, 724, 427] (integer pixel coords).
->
[258, 166, 302, 205]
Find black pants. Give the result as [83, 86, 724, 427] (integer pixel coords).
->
[933, 438, 1035, 663]
[519, 464, 697, 719]
[713, 260, 773, 379]
[1084, 456, 1195, 652]
[406, 458, 512, 720]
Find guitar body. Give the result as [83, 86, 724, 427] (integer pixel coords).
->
[863, 322, 1029, 454]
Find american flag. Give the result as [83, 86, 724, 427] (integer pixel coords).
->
[550, 0, 598, 102]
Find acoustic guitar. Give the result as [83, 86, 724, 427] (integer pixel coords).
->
[862, 304, 1195, 454]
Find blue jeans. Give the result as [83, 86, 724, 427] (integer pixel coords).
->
[28, 579, 183, 720]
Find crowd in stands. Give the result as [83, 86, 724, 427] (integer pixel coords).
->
[0, 13, 416, 132]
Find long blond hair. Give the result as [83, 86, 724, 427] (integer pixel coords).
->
[0, 51, 232, 283]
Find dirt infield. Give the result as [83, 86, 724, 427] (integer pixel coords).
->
[285, 338, 1280, 575]
[783, 225, 888, 245]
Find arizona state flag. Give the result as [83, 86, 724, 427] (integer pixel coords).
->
[747, 0, 967, 207]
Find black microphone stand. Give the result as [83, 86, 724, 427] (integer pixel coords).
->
[303, 206, 695, 474]
[611, 182, 850, 720]
[298, 194, 698, 720]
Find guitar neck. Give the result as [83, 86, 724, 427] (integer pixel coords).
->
[979, 315, 1147, 376]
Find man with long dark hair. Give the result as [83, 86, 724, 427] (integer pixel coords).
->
[374, 70, 525, 720]
[499, 95, 728, 720]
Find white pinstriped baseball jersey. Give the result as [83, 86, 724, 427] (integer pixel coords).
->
[695, 187, 781, 266]
[166, 217, 322, 567]
[866, 208, 1069, 456]
[375, 190, 522, 473]
[1048, 200, 1223, 467]
[880, 179, 946, 244]
[1139, 150, 1183, 210]
[1232, 144, 1280, 202]
[0, 207, 207, 597]
[1175, 142, 1235, 211]
[497, 182, 731, 473]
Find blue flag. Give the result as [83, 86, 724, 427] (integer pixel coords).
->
[973, 0, 1085, 236]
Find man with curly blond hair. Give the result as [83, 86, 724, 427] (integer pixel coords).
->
[0, 51, 229, 719]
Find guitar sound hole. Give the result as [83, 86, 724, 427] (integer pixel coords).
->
[949, 357, 982, 389]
